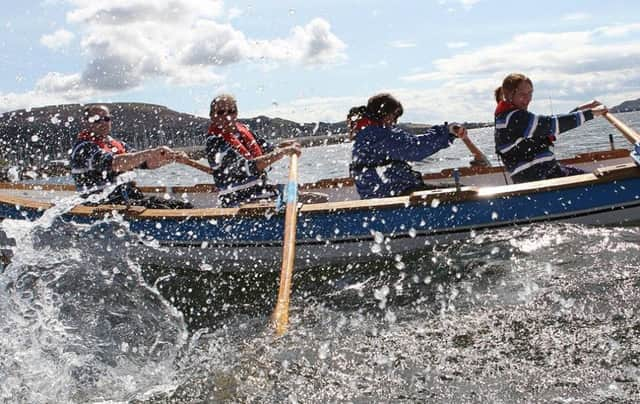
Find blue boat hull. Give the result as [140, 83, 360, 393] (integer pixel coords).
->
[1, 166, 640, 271]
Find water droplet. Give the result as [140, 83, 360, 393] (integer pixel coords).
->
[373, 231, 384, 244]
[491, 211, 499, 220]
[30, 135, 39, 142]
[385, 310, 397, 323]
[430, 198, 440, 208]
[318, 342, 330, 360]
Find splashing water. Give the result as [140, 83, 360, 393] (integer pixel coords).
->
[129, 223, 640, 402]
[0, 202, 188, 402]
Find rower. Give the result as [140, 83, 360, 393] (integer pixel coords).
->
[494, 73, 608, 183]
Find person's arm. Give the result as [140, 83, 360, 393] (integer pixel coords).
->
[382, 125, 455, 162]
[571, 100, 602, 112]
[112, 146, 178, 172]
[254, 143, 301, 171]
[507, 108, 597, 142]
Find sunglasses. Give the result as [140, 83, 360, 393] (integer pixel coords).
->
[215, 109, 237, 116]
[90, 115, 112, 123]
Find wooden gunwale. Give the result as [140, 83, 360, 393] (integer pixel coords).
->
[0, 148, 627, 194]
[0, 161, 638, 220]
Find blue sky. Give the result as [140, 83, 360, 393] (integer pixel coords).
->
[1, 0, 639, 124]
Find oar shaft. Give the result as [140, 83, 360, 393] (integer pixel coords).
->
[177, 157, 214, 174]
[460, 133, 491, 167]
[272, 154, 299, 335]
[604, 112, 640, 144]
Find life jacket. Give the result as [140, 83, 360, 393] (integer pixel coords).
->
[494, 100, 518, 117]
[353, 117, 381, 133]
[208, 122, 263, 159]
[77, 130, 127, 155]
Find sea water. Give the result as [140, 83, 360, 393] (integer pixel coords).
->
[1, 112, 639, 402]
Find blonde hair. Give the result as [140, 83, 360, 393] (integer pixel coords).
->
[494, 73, 532, 104]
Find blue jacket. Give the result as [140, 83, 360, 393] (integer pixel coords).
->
[350, 124, 455, 199]
[206, 131, 275, 207]
[70, 135, 134, 195]
[494, 104, 593, 183]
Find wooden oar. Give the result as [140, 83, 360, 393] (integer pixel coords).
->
[175, 157, 214, 174]
[460, 134, 492, 167]
[603, 112, 640, 144]
[272, 154, 300, 336]
[451, 126, 491, 167]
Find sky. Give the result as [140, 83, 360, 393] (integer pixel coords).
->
[1, 0, 640, 124]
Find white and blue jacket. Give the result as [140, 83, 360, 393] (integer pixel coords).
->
[494, 103, 593, 183]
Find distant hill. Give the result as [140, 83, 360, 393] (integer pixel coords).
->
[0, 102, 355, 169]
[0, 99, 549, 175]
[1, 102, 490, 169]
[611, 98, 640, 113]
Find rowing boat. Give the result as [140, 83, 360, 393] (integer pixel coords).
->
[0, 141, 637, 271]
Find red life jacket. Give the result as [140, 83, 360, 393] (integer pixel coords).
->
[494, 100, 518, 116]
[208, 122, 263, 159]
[353, 117, 381, 133]
[78, 130, 127, 154]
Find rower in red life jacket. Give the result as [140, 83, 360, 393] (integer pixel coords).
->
[205, 94, 303, 207]
[70, 104, 192, 208]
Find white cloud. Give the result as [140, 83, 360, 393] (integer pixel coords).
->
[0, 73, 96, 112]
[227, 7, 243, 20]
[595, 23, 640, 38]
[439, 0, 481, 10]
[447, 41, 468, 49]
[396, 24, 640, 121]
[3, 0, 346, 111]
[460, 0, 481, 9]
[277, 18, 346, 65]
[40, 29, 75, 50]
[562, 12, 590, 21]
[388, 40, 417, 49]
[179, 18, 347, 67]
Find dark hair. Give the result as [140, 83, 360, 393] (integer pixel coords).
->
[346, 105, 367, 139]
[347, 105, 367, 122]
[83, 104, 109, 121]
[210, 94, 237, 116]
[495, 73, 532, 104]
[366, 93, 403, 121]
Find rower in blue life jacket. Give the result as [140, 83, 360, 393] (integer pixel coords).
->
[70, 104, 192, 208]
[350, 93, 468, 199]
[494, 73, 608, 183]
